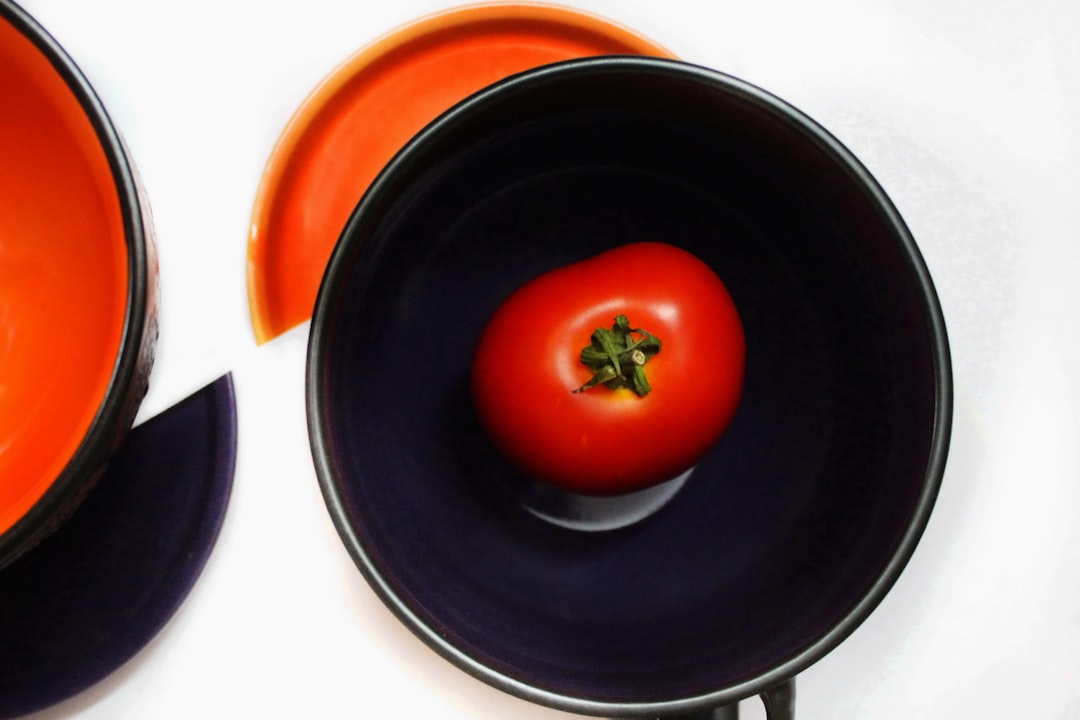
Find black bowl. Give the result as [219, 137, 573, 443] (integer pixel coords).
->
[307, 56, 951, 718]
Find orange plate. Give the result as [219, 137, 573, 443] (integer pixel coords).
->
[247, 2, 674, 343]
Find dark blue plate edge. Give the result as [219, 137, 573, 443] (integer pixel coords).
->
[0, 373, 237, 719]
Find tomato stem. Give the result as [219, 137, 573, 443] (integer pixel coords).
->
[573, 315, 661, 397]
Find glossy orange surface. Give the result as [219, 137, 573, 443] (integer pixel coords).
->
[247, 2, 673, 343]
[0, 17, 128, 535]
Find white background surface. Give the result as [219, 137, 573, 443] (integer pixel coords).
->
[13, 0, 1080, 717]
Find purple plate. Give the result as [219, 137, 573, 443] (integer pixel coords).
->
[0, 375, 237, 718]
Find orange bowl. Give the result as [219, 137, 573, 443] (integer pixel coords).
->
[0, 2, 157, 569]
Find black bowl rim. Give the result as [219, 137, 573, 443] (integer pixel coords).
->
[0, 0, 154, 569]
[307, 55, 953, 716]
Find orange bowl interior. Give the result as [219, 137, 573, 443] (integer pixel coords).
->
[247, 2, 674, 344]
[0, 16, 128, 536]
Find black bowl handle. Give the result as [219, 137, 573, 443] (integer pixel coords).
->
[760, 678, 796, 719]
[649, 678, 796, 720]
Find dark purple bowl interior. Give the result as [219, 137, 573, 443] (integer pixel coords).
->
[308, 57, 950, 714]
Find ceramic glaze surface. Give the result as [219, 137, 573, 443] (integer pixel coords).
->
[0, 375, 237, 718]
[309, 59, 950, 713]
[0, 15, 128, 535]
[248, 3, 672, 343]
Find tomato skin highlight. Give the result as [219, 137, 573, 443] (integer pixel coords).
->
[470, 242, 745, 496]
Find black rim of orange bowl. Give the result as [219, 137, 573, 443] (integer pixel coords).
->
[0, 0, 156, 571]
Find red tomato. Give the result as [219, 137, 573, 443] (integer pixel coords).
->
[471, 242, 745, 495]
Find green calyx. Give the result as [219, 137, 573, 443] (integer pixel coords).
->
[573, 315, 661, 397]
